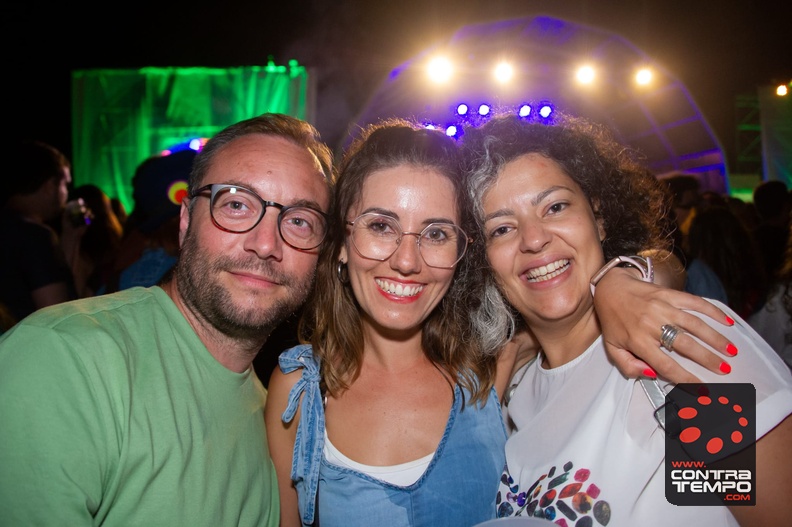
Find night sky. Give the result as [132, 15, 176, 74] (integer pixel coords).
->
[11, 0, 791, 171]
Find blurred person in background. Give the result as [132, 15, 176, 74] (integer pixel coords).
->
[0, 140, 81, 322]
[662, 173, 701, 252]
[101, 149, 195, 293]
[750, 225, 792, 369]
[0, 301, 17, 336]
[110, 196, 128, 226]
[71, 183, 125, 297]
[685, 205, 767, 319]
[752, 180, 791, 280]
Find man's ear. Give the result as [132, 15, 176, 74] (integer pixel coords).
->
[178, 200, 190, 247]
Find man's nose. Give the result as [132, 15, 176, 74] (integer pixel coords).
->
[241, 209, 284, 260]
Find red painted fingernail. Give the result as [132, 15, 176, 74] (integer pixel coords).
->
[643, 368, 657, 379]
[725, 315, 735, 326]
[719, 361, 732, 374]
[726, 343, 738, 356]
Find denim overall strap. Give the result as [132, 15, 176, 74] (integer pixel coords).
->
[279, 344, 324, 525]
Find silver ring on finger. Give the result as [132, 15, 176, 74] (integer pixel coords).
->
[660, 324, 682, 352]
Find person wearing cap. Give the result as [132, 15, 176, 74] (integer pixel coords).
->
[100, 149, 195, 293]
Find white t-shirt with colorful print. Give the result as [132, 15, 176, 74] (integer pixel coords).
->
[498, 300, 792, 527]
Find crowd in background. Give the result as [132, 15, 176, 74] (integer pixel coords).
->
[663, 174, 792, 368]
[0, 143, 189, 332]
[2, 140, 790, 374]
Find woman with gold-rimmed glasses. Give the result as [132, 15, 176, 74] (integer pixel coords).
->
[265, 118, 510, 527]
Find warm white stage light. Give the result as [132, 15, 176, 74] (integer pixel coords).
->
[636, 68, 653, 85]
[427, 57, 453, 83]
[576, 65, 595, 84]
[494, 62, 514, 84]
[777, 85, 789, 96]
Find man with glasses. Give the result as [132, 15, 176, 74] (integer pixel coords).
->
[0, 114, 333, 526]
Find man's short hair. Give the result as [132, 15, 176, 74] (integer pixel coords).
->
[753, 180, 789, 220]
[4, 141, 70, 203]
[662, 174, 700, 207]
[188, 113, 334, 195]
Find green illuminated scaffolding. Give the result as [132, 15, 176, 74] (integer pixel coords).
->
[71, 59, 313, 213]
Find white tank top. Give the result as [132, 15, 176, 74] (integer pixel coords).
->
[323, 430, 434, 486]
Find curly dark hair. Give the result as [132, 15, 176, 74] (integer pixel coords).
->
[462, 111, 673, 323]
[299, 118, 500, 404]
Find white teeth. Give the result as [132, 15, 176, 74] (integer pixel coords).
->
[376, 279, 424, 297]
[526, 259, 570, 282]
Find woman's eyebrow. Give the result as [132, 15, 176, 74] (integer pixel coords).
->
[531, 185, 571, 206]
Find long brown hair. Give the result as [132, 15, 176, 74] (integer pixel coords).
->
[299, 118, 499, 404]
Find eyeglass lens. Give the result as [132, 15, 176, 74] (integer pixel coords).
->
[210, 185, 326, 249]
[349, 213, 467, 268]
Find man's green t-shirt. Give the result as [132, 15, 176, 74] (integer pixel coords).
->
[0, 286, 279, 526]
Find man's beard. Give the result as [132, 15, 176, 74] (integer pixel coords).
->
[175, 227, 315, 341]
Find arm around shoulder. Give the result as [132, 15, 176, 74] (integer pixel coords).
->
[594, 259, 735, 384]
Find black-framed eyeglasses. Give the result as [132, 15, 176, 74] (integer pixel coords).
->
[191, 183, 328, 250]
[346, 212, 471, 269]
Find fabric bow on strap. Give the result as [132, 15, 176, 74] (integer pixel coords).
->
[279, 344, 324, 525]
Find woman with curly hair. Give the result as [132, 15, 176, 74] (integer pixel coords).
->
[464, 112, 792, 525]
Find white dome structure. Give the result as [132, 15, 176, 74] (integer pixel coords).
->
[352, 15, 728, 193]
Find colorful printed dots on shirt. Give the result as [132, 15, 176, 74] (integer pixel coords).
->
[676, 393, 748, 456]
[497, 462, 611, 525]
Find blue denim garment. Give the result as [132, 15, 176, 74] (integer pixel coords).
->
[278, 344, 508, 526]
[279, 345, 325, 524]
